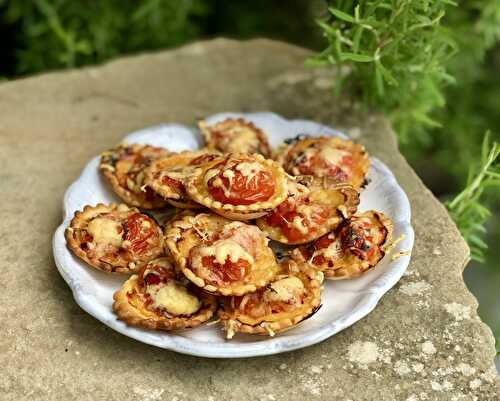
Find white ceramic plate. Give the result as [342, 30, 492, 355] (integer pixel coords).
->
[53, 112, 414, 358]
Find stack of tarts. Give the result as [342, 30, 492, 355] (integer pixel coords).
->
[65, 118, 393, 339]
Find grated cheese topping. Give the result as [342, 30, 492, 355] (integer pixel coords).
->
[291, 215, 309, 234]
[147, 281, 200, 316]
[320, 146, 350, 166]
[264, 276, 304, 304]
[199, 239, 254, 265]
[87, 218, 123, 247]
[224, 128, 259, 153]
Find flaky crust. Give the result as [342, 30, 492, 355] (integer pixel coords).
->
[113, 258, 217, 330]
[186, 154, 288, 220]
[65, 203, 164, 274]
[274, 136, 370, 189]
[165, 213, 280, 296]
[100, 143, 170, 209]
[199, 118, 272, 158]
[293, 210, 393, 280]
[218, 260, 323, 338]
[143, 150, 221, 209]
[256, 176, 360, 245]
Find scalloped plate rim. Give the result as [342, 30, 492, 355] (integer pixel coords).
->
[52, 111, 414, 358]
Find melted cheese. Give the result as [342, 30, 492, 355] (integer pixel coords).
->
[315, 238, 342, 260]
[222, 168, 235, 188]
[147, 281, 200, 316]
[320, 147, 350, 166]
[296, 204, 314, 219]
[225, 128, 259, 152]
[199, 239, 254, 265]
[164, 168, 189, 180]
[235, 161, 262, 179]
[291, 215, 309, 234]
[204, 168, 221, 187]
[87, 218, 123, 247]
[264, 276, 304, 303]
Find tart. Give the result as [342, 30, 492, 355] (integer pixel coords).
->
[275, 136, 370, 189]
[100, 143, 170, 209]
[65, 203, 164, 273]
[186, 153, 288, 220]
[144, 150, 221, 209]
[256, 176, 360, 244]
[165, 213, 280, 296]
[293, 210, 393, 279]
[113, 257, 217, 330]
[218, 259, 323, 338]
[199, 118, 272, 157]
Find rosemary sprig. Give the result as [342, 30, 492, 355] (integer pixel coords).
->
[445, 132, 500, 262]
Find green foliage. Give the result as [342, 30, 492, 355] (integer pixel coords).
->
[445, 133, 500, 262]
[308, 0, 457, 144]
[1, 0, 207, 74]
[312, 0, 500, 261]
[0, 0, 321, 77]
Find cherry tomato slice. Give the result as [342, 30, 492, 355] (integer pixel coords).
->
[208, 168, 275, 205]
[124, 213, 157, 255]
[201, 255, 250, 283]
[265, 200, 328, 242]
[161, 175, 185, 193]
[189, 153, 219, 165]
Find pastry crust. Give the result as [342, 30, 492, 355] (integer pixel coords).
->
[293, 210, 393, 279]
[199, 118, 272, 158]
[165, 213, 280, 296]
[65, 203, 164, 274]
[144, 150, 221, 209]
[100, 143, 170, 209]
[186, 154, 288, 220]
[275, 136, 370, 189]
[113, 257, 217, 330]
[218, 259, 323, 338]
[256, 176, 360, 244]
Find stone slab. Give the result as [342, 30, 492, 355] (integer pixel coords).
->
[0, 38, 498, 401]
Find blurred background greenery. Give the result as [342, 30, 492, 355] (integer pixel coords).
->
[1, 0, 498, 353]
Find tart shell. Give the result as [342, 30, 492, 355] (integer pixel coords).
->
[293, 210, 393, 280]
[165, 213, 280, 296]
[199, 118, 272, 158]
[274, 136, 370, 189]
[256, 176, 360, 245]
[144, 150, 220, 209]
[186, 154, 288, 221]
[113, 259, 218, 331]
[100, 144, 170, 209]
[217, 260, 323, 338]
[65, 203, 164, 274]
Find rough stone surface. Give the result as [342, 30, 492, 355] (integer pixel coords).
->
[0, 39, 498, 401]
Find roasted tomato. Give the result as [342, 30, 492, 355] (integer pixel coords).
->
[206, 162, 275, 205]
[200, 255, 251, 284]
[161, 175, 185, 193]
[124, 213, 158, 256]
[264, 199, 329, 243]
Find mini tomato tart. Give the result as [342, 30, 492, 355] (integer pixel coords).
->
[165, 213, 280, 296]
[217, 260, 323, 338]
[275, 136, 370, 189]
[113, 257, 217, 330]
[143, 150, 221, 209]
[186, 154, 288, 220]
[65, 203, 164, 274]
[199, 118, 272, 157]
[293, 210, 393, 280]
[100, 143, 170, 209]
[256, 176, 360, 244]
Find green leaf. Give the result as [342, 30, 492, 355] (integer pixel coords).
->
[328, 8, 355, 23]
[340, 52, 373, 62]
